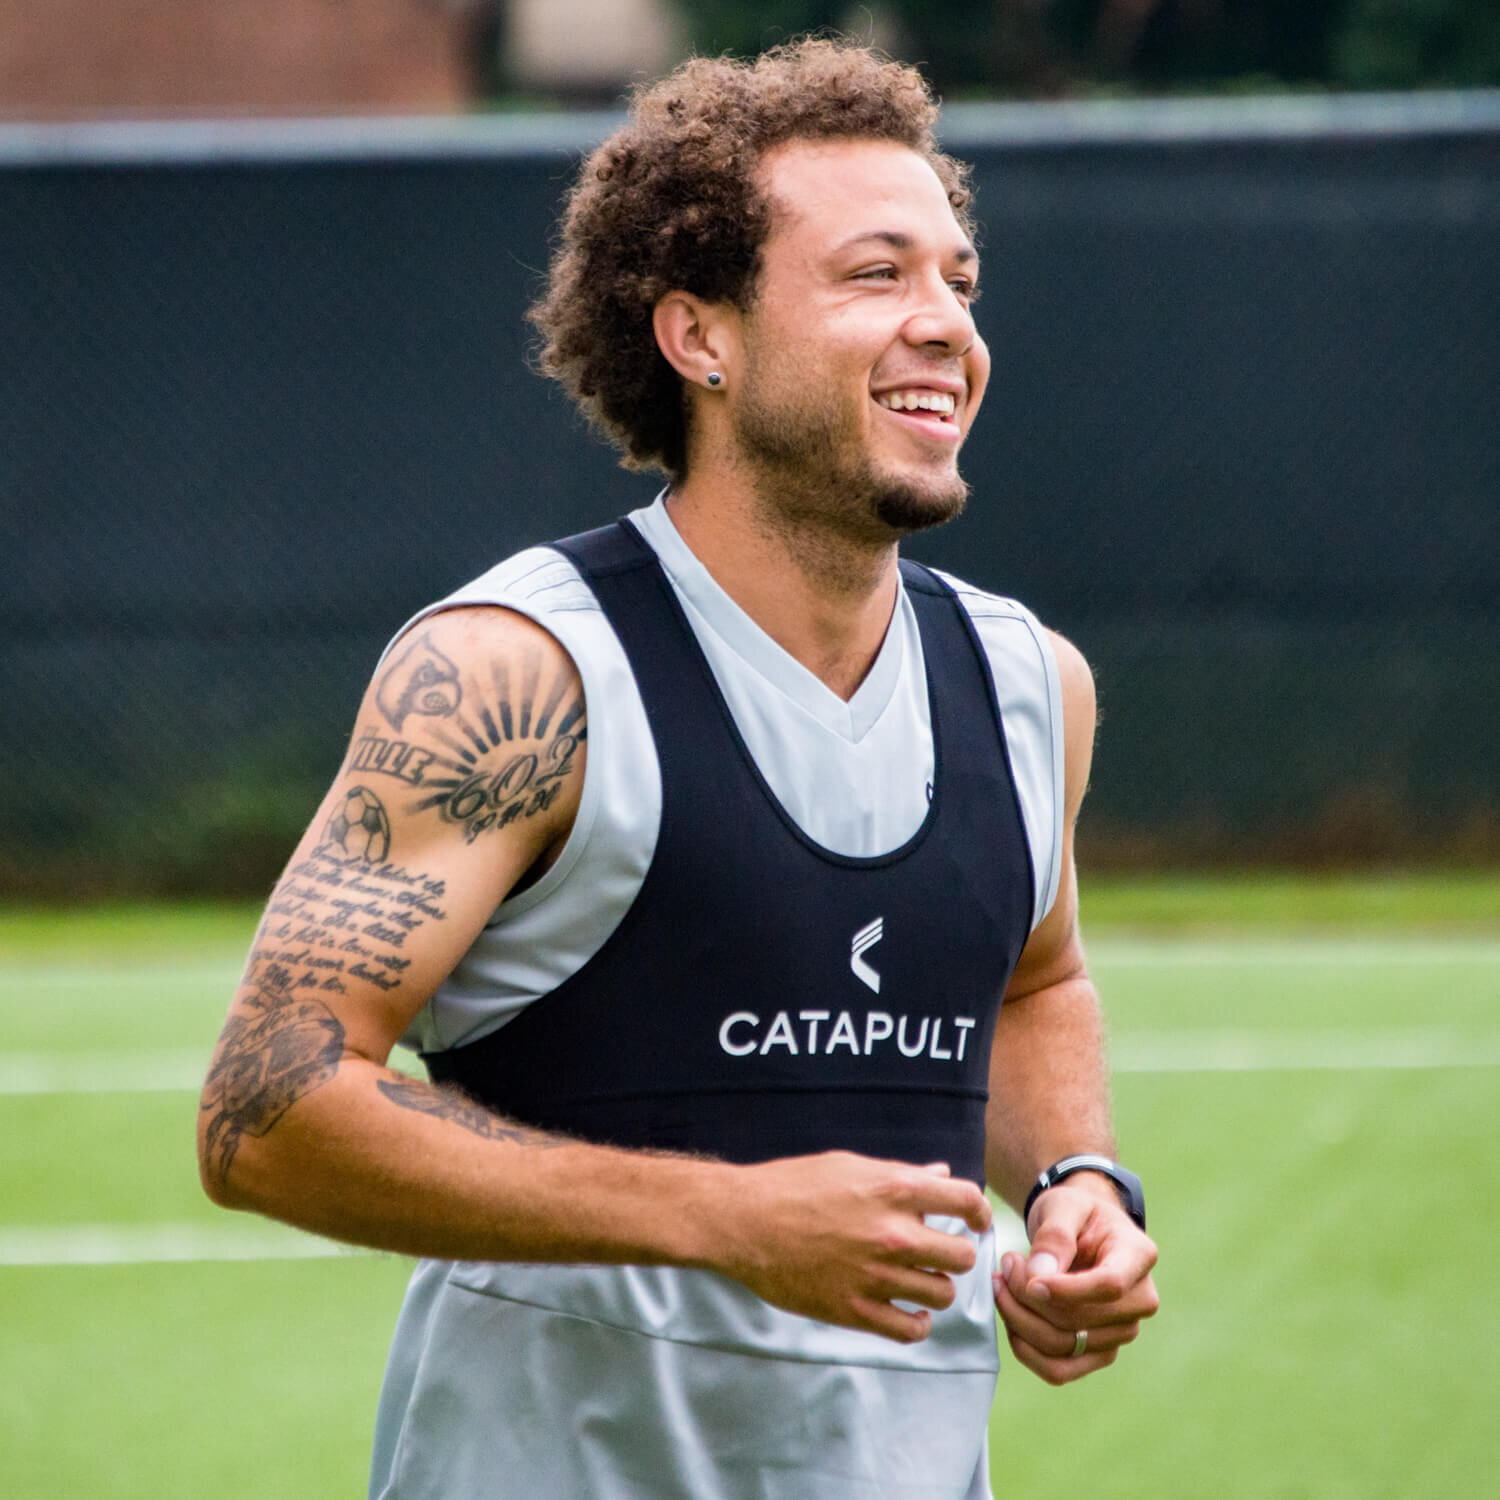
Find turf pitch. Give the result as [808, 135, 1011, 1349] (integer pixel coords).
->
[2, 878, 1496, 1497]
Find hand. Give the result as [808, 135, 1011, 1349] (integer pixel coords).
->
[992, 1179, 1159, 1385]
[720, 1151, 992, 1345]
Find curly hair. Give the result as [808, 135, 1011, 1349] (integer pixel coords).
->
[527, 38, 974, 478]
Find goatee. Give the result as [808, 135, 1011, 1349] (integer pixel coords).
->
[870, 475, 968, 535]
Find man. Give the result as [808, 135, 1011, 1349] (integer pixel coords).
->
[198, 38, 1158, 1499]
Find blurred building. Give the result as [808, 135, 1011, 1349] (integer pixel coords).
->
[507, 0, 681, 98]
[0, 0, 493, 117]
[0, 0, 679, 119]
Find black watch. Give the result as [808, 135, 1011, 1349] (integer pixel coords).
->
[1024, 1154, 1146, 1232]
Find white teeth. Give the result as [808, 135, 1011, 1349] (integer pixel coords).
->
[877, 390, 956, 415]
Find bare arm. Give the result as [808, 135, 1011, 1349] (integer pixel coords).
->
[984, 632, 1111, 1207]
[986, 631, 1159, 1383]
[198, 606, 989, 1343]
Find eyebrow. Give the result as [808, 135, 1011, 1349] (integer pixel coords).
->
[831, 230, 978, 265]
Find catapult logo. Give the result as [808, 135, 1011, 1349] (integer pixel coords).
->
[850, 916, 883, 993]
[716, 914, 978, 1065]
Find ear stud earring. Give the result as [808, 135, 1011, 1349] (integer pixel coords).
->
[706, 372, 723, 388]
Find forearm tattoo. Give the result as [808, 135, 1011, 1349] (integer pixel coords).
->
[199, 973, 345, 1190]
[376, 1075, 565, 1147]
[202, 808, 451, 1188]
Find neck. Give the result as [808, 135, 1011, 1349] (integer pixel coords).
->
[665, 467, 900, 703]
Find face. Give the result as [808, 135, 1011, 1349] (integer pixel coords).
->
[727, 137, 990, 541]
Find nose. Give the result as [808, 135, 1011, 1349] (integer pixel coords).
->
[903, 270, 976, 358]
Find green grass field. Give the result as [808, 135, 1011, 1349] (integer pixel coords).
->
[2, 876, 1497, 1497]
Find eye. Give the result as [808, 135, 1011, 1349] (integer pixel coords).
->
[950, 276, 979, 303]
[853, 264, 899, 282]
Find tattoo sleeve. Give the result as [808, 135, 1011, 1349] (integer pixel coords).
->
[199, 975, 344, 1190]
[376, 1076, 565, 1147]
[349, 645, 587, 846]
[202, 817, 453, 1189]
[203, 629, 585, 1193]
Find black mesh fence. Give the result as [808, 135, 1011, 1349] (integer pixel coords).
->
[3, 100, 1498, 896]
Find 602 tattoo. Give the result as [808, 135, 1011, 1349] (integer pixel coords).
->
[438, 731, 580, 843]
[401, 643, 587, 844]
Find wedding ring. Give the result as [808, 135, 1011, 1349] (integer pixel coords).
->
[1071, 1329, 1089, 1358]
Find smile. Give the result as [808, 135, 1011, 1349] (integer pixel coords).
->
[874, 389, 956, 418]
[872, 387, 962, 445]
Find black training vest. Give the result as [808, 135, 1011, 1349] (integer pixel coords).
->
[426, 520, 1035, 1186]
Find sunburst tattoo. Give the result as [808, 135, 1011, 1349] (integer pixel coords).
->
[408, 651, 585, 844]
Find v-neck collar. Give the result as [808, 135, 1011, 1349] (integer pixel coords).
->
[630, 495, 907, 744]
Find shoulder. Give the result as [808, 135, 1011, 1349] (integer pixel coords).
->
[927, 567, 1098, 831]
[350, 595, 590, 889]
[925, 566, 1039, 630]
[444, 545, 601, 618]
[376, 543, 605, 700]
[367, 553, 593, 813]
[924, 566, 1058, 690]
[364, 600, 587, 781]
[1041, 628, 1096, 816]
[1043, 629, 1096, 721]
[925, 565, 1094, 717]
[389, 545, 600, 657]
[379, 601, 580, 697]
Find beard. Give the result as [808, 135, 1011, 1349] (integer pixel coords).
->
[730, 370, 969, 541]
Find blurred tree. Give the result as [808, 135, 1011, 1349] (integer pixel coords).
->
[1038, 0, 1344, 89]
[670, 0, 1500, 95]
[672, 0, 1070, 93]
[673, 0, 847, 56]
[1334, 0, 1500, 87]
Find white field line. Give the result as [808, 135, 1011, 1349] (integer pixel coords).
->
[0, 1221, 373, 1268]
[1089, 937, 1500, 966]
[0, 961, 243, 990]
[2, 1022, 1499, 1099]
[0, 1051, 209, 1094]
[1111, 1028, 1500, 1073]
[0, 1048, 433, 1095]
[0, 938, 1492, 1096]
[2, 937, 1496, 992]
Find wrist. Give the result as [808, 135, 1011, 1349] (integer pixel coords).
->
[1024, 1171, 1114, 1238]
[664, 1157, 745, 1274]
[1024, 1154, 1146, 1234]
[1056, 1168, 1123, 1206]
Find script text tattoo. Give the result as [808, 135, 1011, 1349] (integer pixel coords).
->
[254, 844, 450, 996]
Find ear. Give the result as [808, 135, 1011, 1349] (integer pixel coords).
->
[653, 291, 739, 391]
